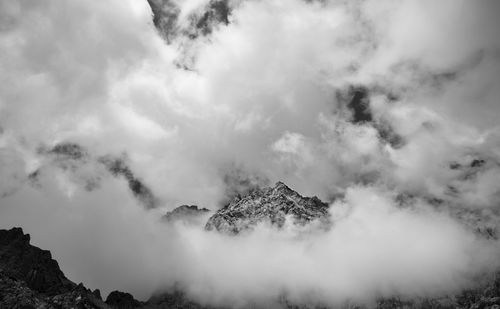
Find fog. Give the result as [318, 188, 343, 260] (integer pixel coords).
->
[1, 0, 500, 306]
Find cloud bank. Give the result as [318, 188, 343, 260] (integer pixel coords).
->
[1, 0, 500, 305]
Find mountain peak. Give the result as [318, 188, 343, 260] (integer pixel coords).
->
[272, 181, 292, 192]
[205, 181, 330, 234]
[0, 227, 30, 243]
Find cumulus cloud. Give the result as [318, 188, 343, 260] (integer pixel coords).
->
[1, 0, 500, 305]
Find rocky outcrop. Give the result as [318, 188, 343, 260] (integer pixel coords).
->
[205, 182, 330, 234]
[106, 290, 143, 309]
[163, 205, 211, 224]
[0, 270, 51, 309]
[0, 227, 74, 296]
[0, 227, 110, 309]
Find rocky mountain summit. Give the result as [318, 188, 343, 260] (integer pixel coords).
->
[205, 182, 331, 234]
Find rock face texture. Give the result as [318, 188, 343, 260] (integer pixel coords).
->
[205, 182, 330, 234]
[0, 228, 74, 296]
[0, 227, 110, 309]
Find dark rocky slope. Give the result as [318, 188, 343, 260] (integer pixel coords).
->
[0, 227, 210, 309]
[0, 227, 109, 309]
[0, 228, 74, 296]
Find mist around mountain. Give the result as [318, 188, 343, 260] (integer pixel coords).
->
[3, 187, 493, 309]
[1, 0, 500, 308]
[2, 182, 500, 308]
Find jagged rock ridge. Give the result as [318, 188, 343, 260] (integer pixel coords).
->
[205, 182, 331, 234]
[0, 227, 109, 308]
[0, 227, 74, 296]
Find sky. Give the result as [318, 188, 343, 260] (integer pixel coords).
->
[1, 0, 500, 306]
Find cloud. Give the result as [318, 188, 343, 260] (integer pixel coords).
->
[1, 0, 500, 305]
[3, 182, 497, 306]
[164, 186, 499, 307]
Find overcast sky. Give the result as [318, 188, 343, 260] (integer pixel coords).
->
[1, 0, 500, 305]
